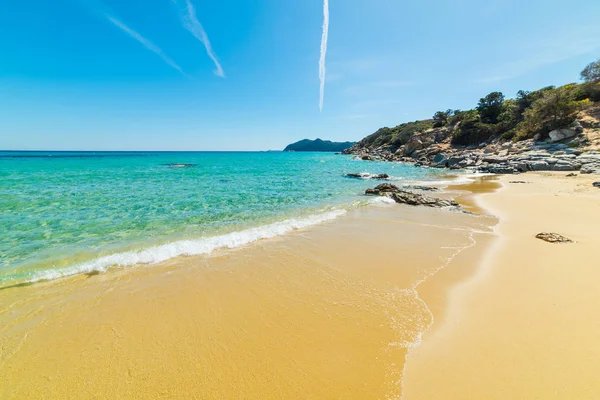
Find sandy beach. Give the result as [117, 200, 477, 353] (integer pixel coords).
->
[404, 173, 600, 399]
[1, 173, 599, 399]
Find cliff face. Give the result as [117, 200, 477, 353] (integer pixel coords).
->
[284, 138, 356, 152]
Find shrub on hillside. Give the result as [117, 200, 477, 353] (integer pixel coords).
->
[476, 92, 505, 124]
[451, 110, 499, 145]
[515, 87, 584, 140]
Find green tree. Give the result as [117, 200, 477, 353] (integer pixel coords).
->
[516, 87, 583, 140]
[581, 59, 600, 83]
[451, 110, 498, 145]
[476, 92, 505, 124]
[432, 109, 454, 127]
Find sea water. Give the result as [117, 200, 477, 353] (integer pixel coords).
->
[0, 151, 448, 286]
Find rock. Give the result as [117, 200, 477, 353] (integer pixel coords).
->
[566, 173, 577, 177]
[593, 182, 600, 188]
[552, 160, 581, 171]
[433, 153, 447, 164]
[447, 156, 466, 168]
[509, 181, 528, 184]
[403, 185, 439, 192]
[388, 191, 459, 208]
[533, 133, 542, 141]
[528, 161, 552, 171]
[580, 164, 600, 174]
[480, 165, 519, 174]
[164, 163, 197, 168]
[535, 233, 573, 244]
[345, 173, 389, 180]
[482, 155, 508, 164]
[549, 128, 576, 143]
[365, 183, 400, 195]
[361, 155, 374, 161]
[570, 121, 584, 134]
[365, 185, 459, 208]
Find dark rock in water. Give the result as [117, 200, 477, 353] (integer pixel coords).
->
[361, 155, 374, 161]
[365, 184, 458, 208]
[164, 163, 197, 168]
[344, 173, 389, 180]
[403, 185, 439, 192]
[388, 191, 458, 208]
[535, 232, 573, 243]
[365, 183, 399, 195]
[593, 182, 600, 188]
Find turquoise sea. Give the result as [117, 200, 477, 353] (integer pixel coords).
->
[0, 151, 449, 287]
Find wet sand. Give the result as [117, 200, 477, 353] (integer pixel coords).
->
[0, 183, 495, 399]
[403, 173, 600, 399]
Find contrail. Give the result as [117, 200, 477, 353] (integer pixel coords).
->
[319, 0, 329, 112]
[175, 0, 225, 78]
[105, 15, 186, 76]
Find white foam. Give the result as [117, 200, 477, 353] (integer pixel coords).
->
[369, 196, 396, 205]
[25, 209, 347, 284]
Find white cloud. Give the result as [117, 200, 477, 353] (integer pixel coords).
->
[319, 0, 329, 111]
[174, 0, 225, 78]
[105, 15, 186, 76]
[475, 32, 600, 84]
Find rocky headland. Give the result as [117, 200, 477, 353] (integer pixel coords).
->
[343, 104, 600, 175]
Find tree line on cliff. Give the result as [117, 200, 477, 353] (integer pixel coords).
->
[354, 59, 600, 149]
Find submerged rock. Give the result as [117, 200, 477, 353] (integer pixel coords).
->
[535, 233, 573, 244]
[345, 173, 389, 180]
[164, 163, 197, 168]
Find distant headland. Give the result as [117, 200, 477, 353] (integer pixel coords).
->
[284, 138, 356, 152]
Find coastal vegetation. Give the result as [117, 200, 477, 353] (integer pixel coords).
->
[353, 59, 600, 149]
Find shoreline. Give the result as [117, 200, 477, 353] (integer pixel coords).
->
[0, 172, 496, 399]
[3, 171, 596, 398]
[402, 172, 600, 399]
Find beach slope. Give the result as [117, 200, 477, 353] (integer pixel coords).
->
[403, 173, 600, 399]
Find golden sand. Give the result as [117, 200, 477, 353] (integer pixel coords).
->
[6, 173, 595, 399]
[0, 196, 494, 399]
[403, 173, 600, 399]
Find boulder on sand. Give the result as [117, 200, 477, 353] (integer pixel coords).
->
[535, 232, 573, 244]
[365, 184, 458, 208]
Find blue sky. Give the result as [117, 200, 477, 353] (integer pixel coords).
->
[1, 0, 600, 151]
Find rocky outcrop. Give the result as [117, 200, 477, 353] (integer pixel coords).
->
[365, 184, 458, 208]
[365, 183, 399, 195]
[345, 173, 389, 180]
[549, 128, 576, 143]
[535, 233, 573, 244]
[403, 185, 439, 192]
[342, 105, 600, 175]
